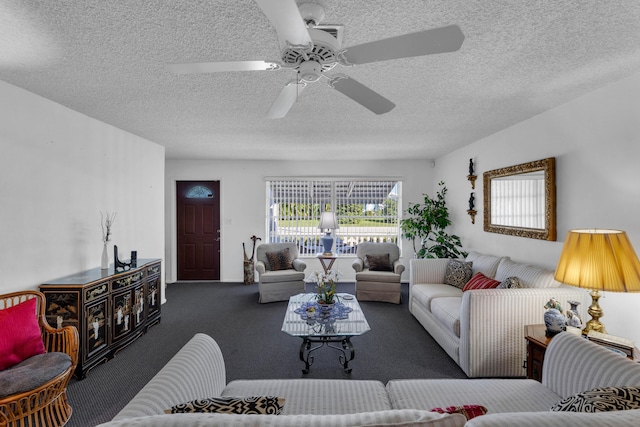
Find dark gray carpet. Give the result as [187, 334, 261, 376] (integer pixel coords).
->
[66, 281, 466, 427]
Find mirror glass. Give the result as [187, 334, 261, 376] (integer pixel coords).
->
[483, 158, 556, 241]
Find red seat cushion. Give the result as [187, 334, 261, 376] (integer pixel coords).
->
[0, 298, 46, 370]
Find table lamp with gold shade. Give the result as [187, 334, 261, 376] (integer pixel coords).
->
[554, 229, 640, 335]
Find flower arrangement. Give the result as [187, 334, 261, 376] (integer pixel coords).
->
[306, 269, 343, 305]
[101, 211, 117, 243]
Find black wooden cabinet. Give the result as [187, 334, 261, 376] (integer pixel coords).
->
[40, 259, 161, 379]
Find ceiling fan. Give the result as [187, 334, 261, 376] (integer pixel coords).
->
[166, 0, 464, 119]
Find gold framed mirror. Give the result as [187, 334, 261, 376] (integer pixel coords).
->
[483, 157, 556, 241]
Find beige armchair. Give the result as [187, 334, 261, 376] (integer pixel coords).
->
[255, 243, 307, 303]
[352, 242, 405, 304]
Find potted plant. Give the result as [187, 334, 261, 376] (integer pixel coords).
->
[401, 181, 466, 259]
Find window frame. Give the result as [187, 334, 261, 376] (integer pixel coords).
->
[265, 177, 402, 257]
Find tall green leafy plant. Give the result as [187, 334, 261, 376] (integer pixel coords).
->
[401, 181, 466, 259]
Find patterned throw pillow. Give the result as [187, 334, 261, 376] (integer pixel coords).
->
[265, 248, 293, 271]
[366, 253, 393, 271]
[497, 276, 522, 289]
[430, 405, 488, 420]
[550, 386, 640, 412]
[444, 260, 473, 289]
[462, 272, 501, 291]
[166, 396, 285, 415]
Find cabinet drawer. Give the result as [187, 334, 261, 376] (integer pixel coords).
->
[86, 281, 109, 302]
[147, 263, 161, 277]
[112, 271, 143, 290]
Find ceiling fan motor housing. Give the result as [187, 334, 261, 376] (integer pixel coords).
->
[281, 27, 340, 78]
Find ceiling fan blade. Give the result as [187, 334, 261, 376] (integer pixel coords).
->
[255, 0, 312, 50]
[165, 60, 280, 74]
[266, 81, 307, 119]
[338, 25, 464, 65]
[327, 75, 395, 115]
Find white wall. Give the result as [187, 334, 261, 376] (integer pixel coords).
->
[164, 160, 434, 283]
[434, 71, 640, 344]
[0, 81, 165, 298]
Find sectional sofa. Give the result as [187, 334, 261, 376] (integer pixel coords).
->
[96, 331, 640, 426]
[409, 251, 591, 377]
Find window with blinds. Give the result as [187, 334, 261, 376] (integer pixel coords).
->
[266, 179, 400, 256]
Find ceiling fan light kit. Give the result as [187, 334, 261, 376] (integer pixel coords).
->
[298, 3, 325, 27]
[167, 1, 464, 118]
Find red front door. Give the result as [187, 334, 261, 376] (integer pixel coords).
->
[176, 181, 220, 281]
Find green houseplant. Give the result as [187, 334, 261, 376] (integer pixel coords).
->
[401, 181, 466, 259]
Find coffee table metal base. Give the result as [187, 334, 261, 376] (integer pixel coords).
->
[299, 335, 355, 374]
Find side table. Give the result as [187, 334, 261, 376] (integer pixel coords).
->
[317, 255, 337, 274]
[524, 324, 552, 382]
[525, 324, 640, 382]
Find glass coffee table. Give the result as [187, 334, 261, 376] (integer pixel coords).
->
[281, 293, 370, 374]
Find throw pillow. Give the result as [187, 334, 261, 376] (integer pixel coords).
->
[0, 298, 46, 370]
[497, 276, 522, 289]
[444, 260, 473, 289]
[166, 396, 285, 415]
[462, 272, 501, 291]
[550, 386, 640, 412]
[430, 405, 488, 420]
[366, 253, 393, 272]
[265, 248, 293, 271]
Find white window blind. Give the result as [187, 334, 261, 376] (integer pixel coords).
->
[266, 179, 400, 256]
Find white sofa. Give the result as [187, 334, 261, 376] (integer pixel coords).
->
[409, 251, 591, 377]
[97, 332, 640, 426]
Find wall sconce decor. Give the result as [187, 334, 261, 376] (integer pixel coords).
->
[467, 158, 477, 189]
[467, 192, 477, 224]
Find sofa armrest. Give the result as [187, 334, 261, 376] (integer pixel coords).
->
[458, 287, 591, 377]
[393, 260, 405, 275]
[543, 332, 640, 398]
[255, 260, 266, 274]
[112, 333, 227, 421]
[466, 409, 640, 427]
[409, 259, 450, 286]
[292, 258, 306, 271]
[352, 258, 364, 272]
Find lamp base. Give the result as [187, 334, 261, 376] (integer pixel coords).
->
[320, 232, 334, 256]
[582, 289, 606, 335]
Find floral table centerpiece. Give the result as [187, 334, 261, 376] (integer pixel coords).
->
[306, 269, 343, 313]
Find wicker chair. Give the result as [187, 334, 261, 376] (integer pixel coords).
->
[0, 291, 79, 427]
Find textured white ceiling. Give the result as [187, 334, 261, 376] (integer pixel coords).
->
[2, 0, 640, 160]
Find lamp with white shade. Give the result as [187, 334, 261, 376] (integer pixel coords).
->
[554, 229, 640, 335]
[318, 211, 339, 256]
